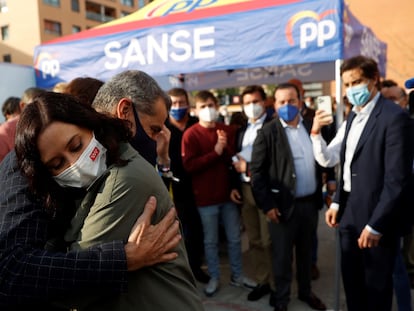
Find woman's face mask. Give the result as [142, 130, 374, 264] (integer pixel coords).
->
[52, 134, 107, 188]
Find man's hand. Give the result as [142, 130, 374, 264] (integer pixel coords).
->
[267, 208, 281, 224]
[325, 208, 339, 228]
[230, 189, 242, 204]
[311, 110, 334, 134]
[358, 227, 382, 249]
[125, 196, 181, 271]
[232, 155, 247, 173]
[214, 130, 227, 155]
[155, 125, 171, 166]
[324, 181, 337, 207]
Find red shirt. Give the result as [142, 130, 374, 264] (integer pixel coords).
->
[181, 122, 236, 207]
[0, 117, 18, 164]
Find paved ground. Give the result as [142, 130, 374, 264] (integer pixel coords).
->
[195, 209, 411, 311]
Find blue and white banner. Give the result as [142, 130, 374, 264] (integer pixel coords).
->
[33, 0, 386, 90]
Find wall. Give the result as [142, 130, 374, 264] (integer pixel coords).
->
[0, 63, 36, 123]
[346, 0, 414, 87]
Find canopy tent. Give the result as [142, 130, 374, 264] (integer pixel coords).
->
[33, 3, 386, 309]
[34, 0, 387, 93]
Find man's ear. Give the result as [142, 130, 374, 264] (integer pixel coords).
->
[116, 98, 133, 120]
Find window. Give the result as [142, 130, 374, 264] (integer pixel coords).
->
[44, 20, 62, 35]
[71, 0, 80, 12]
[43, 0, 60, 7]
[121, 0, 134, 7]
[85, 1, 116, 22]
[72, 25, 81, 33]
[138, 0, 145, 8]
[3, 54, 11, 62]
[1, 25, 9, 40]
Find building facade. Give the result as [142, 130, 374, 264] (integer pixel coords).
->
[345, 0, 414, 88]
[0, 0, 151, 65]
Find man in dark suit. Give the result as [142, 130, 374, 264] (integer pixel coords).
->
[232, 85, 274, 304]
[250, 83, 326, 311]
[319, 56, 413, 311]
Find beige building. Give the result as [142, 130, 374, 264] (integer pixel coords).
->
[344, 0, 414, 87]
[0, 0, 151, 65]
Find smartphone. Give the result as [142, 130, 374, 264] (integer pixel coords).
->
[316, 96, 333, 124]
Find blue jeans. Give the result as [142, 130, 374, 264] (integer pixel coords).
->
[198, 202, 242, 280]
[394, 248, 412, 311]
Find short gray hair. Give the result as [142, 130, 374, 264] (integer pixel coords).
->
[92, 70, 170, 115]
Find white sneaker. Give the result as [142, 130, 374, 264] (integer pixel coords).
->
[229, 275, 257, 289]
[204, 278, 219, 297]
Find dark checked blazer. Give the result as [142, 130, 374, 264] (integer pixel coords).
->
[0, 151, 127, 309]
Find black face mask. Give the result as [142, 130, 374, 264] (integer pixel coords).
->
[129, 105, 157, 166]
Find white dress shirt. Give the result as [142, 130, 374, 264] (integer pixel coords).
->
[311, 92, 381, 234]
[312, 92, 379, 190]
[281, 117, 317, 198]
[239, 113, 266, 182]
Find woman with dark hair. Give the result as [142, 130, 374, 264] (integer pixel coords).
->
[63, 77, 104, 107]
[15, 92, 203, 311]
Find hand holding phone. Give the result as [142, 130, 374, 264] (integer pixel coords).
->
[316, 96, 333, 124]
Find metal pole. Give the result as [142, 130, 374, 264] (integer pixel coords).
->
[334, 228, 341, 311]
[333, 58, 343, 311]
[335, 59, 343, 128]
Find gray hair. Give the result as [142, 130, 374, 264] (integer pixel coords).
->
[92, 70, 171, 116]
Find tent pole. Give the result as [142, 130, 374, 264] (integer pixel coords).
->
[335, 59, 343, 128]
[334, 58, 343, 311]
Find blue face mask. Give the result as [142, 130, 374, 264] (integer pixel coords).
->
[169, 107, 188, 121]
[346, 82, 372, 107]
[277, 104, 299, 122]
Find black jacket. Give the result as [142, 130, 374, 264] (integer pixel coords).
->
[250, 117, 323, 221]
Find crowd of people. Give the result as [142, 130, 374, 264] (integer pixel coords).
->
[0, 55, 413, 311]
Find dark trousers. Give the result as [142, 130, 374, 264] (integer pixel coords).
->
[268, 200, 318, 306]
[339, 228, 398, 311]
[175, 199, 205, 271]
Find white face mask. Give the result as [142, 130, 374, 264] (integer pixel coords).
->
[198, 107, 218, 122]
[53, 135, 107, 188]
[244, 103, 264, 120]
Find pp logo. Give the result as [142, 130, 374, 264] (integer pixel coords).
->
[146, 0, 225, 18]
[34, 52, 60, 79]
[286, 9, 337, 49]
